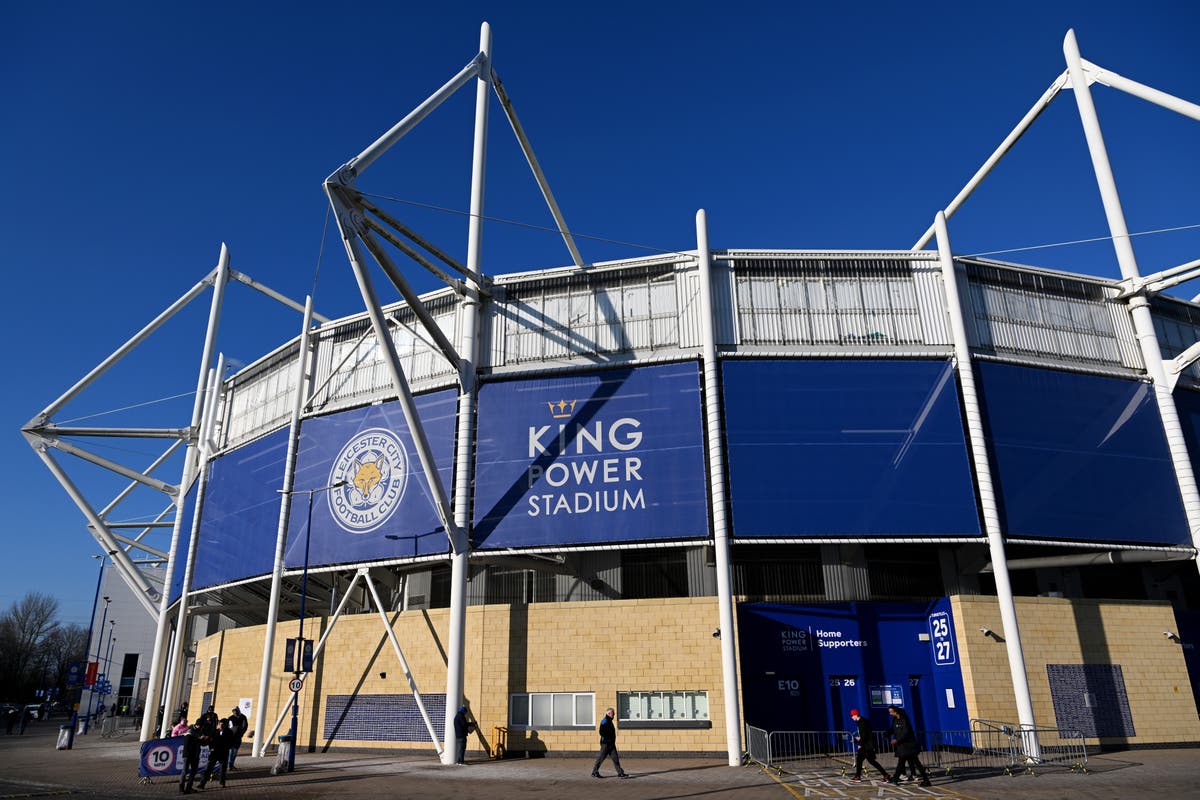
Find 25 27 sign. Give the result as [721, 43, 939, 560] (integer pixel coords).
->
[928, 611, 956, 666]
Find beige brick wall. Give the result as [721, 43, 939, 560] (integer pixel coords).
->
[191, 597, 730, 755]
[951, 595, 1200, 745]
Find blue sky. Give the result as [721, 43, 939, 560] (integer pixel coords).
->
[3, 1, 1199, 627]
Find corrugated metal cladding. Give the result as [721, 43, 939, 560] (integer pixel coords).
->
[218, 250, 1172, 448]
[960, 261, 1142, 372]
[727, 257, 948, 348]
[486, 259, 691, 367]
[220, 345, 299, 450]
[1153, 297, 1200, 388]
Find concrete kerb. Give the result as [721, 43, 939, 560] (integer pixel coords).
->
[3, 720, 1200, 800]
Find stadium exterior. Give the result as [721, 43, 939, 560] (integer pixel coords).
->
[24, 26, 1200, 763]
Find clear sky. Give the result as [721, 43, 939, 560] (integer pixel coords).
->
[3, 1, 1199, 628]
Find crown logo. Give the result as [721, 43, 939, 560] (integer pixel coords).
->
[547, 399, 577, 419]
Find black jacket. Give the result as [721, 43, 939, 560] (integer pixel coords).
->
[598, 716, 617, 744]
[453, 711, 469, 738]
[888, 712, 919, 758]
[181, 730, 202, 763]
[228, 711, 248, 744]
[854, 717, 876, 753]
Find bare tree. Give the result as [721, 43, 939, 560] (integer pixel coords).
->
[0, 593, 60, 699]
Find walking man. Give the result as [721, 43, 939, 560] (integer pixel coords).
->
[886, 705, 931, 787]
[849, 709, 890, 782]
[591, 707, 629, 779]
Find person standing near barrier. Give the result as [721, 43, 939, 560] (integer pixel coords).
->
[228, 707, 248, 770]
[886, 706, 931, 787]
[179, 724, 203, 794]
[197, 718, 232, 789]
[849, 709, 890, 782]
[591, 708, 629, 779]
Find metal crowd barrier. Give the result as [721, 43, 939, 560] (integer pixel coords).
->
[745, 719, 1087, 776]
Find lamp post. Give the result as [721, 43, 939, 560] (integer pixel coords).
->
[85, 595, 112, 732]
[76, 553, 111, 738]
[104, 624, 117, 714]
[277, 479, 345, 772]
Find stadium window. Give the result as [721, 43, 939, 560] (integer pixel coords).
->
[207, 656, 219, 684]
[617, 691, 710, 723]
[508, 692, 594, 729]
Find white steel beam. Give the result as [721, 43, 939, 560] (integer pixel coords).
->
[935, 212, 1040, 757]
[97, 441, 185, 518]
[256, 296, 316, 757]
[1065, 29, 1200, 580]
[37, 438, 178, 495]
[363, 573, 441, 753]
[1082, 59, 1200, 123]
[358, 198, 478, 285]
[442, 21, 491, 766]
[913, 71, 1069, 250]
[325, 192, 459, 549]
[696, 210, 743, 765]
[143, 244, 231, 743]
[491, 68, 586, 268]
[229, 270, 333, 324]
[362, 214, 466, 292]
[349, 54, 485, 176]
[357, 226, 463, 369]
[161, 356, 225, 735]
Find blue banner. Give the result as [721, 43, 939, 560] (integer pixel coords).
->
[284, 390, 456, 568]
[169, 482, 198, 605]
[723, 360, 980, 537]
[977, 363, 1188, 545]
[193, 428, 290, 590]
[472, 363, 708, 548]
[139, 736, 210, 777]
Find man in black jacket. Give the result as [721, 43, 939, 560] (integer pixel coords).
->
[227, 707, 248, 770]
[179, 725, 203, 794]
[886, 705, 931, 787]
[849, 709, 890, 782]
[591, 708, 629, 779]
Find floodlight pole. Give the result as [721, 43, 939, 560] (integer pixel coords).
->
[441, 21, 490, 766]
[142, 244, 231, 743]
[935, 212, 1039, 758]
[695, 210, 743, 765]
[1064, 30, 1200, 576]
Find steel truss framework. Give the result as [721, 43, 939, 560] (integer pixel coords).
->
[21, 25, 1200, 768]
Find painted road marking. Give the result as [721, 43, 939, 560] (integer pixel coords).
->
[760, 767, 985, 800]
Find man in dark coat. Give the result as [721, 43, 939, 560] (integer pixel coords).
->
[849, 709, 890, 782]
[886, 705, 931, 787]
[227, 707, 248, 770]
[452, 706, 473, 765]
[591, 707, 628, 778]
[179, 725, 203, 794]
[197, 718, 232, 788]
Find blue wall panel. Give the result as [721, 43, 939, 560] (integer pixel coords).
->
[192, 428, 289, 590]
[977, 363, 1188, 545]
[473, 363, 708, 549]
[285, 390, 457, 568]
[723, 360, 980, 537]
[737, 600, 969, 740]
[323, 693, 446, 743]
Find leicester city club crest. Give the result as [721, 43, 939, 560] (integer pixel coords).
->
[327, 427, 409, 534]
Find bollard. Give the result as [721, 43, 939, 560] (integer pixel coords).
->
[271, 735, 294, 775]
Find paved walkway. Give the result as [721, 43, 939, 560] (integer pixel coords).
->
[1, 719, 1198, 799]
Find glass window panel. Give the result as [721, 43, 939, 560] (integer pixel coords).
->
[552, 693, 574, 726]
[575, 694, 593, 725]
[692, 692, 709, 719]
[510, 695, 529, 726]
[648, 693, 666, 719]
[531, 694, 552, 727]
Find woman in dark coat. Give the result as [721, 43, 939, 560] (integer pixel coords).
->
[886, 705, 931, 787]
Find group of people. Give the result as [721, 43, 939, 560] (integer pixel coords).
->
[172, 704, 250, 794]
[850, 706, 932, 786]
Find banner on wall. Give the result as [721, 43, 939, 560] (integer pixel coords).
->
[283, 390, 457, 568]
[723, 359, 980, 538]
[472, 363, 708, 549]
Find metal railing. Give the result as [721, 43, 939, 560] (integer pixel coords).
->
[744, 719, 1088, 777]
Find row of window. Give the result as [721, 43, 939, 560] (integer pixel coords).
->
[509, 690, 710, 728]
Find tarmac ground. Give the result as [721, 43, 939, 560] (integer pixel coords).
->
[2, 716, 1198, 800]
